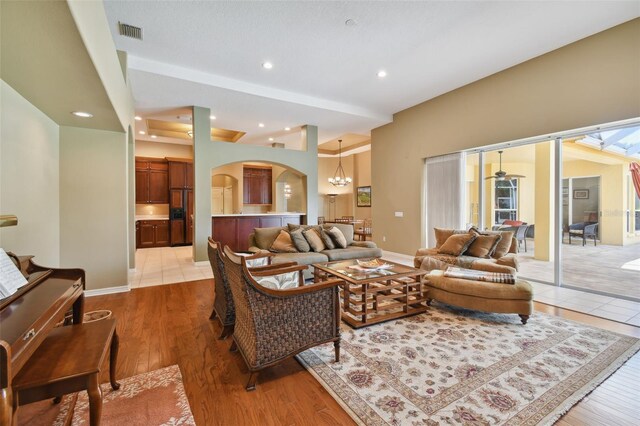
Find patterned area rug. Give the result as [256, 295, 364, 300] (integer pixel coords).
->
[298, 304, 640, 426]
[18, 365, 195, 426]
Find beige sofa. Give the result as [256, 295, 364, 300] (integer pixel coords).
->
[248, 223, 382, 279]
[414, 228, 519, 274]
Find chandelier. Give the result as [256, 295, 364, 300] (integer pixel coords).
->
[328, 140, 352, 187]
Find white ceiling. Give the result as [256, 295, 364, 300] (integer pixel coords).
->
[103, 1, 639, 146]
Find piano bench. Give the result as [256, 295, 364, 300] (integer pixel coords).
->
[13, 318, 120, 426]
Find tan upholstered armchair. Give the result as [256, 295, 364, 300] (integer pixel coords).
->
[223, 246, 342, 391]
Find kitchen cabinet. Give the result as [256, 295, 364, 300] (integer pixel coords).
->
[168, 160, 193, 189]
[136, 220, 170, 248]
[135, 157, 169, 204]
[243, 167, 272, 205]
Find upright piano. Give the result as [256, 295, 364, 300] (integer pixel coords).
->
[0, 254, 85, 425]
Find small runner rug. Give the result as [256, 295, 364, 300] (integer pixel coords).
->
[297, 304, 640, 426]
[18, 364, 195, 426]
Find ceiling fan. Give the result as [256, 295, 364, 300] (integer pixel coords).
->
[485, 150, 526, 181]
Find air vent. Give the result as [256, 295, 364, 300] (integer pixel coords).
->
[118, 22, 143, 40]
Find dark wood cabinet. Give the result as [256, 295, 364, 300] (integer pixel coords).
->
[135, 157, 169, 204]
[243, 167, 272, 205]
[168, 160, 193, 189]
[186, 190, 194, 244]
[211, 214, 302, 252]
[136, 220, 170, 248]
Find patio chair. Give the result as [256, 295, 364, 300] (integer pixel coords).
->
[514, 225, 529, 252]
[222, 246, 342, 391]
[566, 222, 598, 246]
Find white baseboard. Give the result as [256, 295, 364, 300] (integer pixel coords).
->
[85, 285, 130, 297]
[193, 260, 209, 267]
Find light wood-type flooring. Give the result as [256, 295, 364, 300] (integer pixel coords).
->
[85, 280, 640, 426]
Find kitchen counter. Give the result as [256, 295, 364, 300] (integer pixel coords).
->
[212, 213, 304, 251]
[135, 215, 169, 221]
[210, 213, 306, 217]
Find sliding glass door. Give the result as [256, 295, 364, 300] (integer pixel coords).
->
[466, 123, 640, 302]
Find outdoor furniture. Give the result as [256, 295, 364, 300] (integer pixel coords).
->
[566, 222, 598, 246]
[223, 247, 342, 391]
[313, 258, 429, 328]
[514, 225, 529, 252]
[427, 270, 533, 324]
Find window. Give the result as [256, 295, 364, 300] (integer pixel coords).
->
[494, 180, 518, 224]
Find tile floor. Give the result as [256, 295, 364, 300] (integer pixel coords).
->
[129, 246, 213, 289]
[530, 281, 640, 326]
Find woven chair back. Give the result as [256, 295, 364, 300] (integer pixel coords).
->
[207, 238, 235, 326]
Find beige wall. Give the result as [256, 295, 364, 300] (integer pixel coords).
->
[354, 150, 372, 220]
[372, 19, 640, 254]
[0, 81, 60, 265]
[135, 140, 193, 159]
[59, 126, 128, 290]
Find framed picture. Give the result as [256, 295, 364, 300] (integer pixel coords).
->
[357, 186, 371, 207]
[573, 189, 589, 199]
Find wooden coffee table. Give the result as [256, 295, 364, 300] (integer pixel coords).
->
[313, 259, 428, 328]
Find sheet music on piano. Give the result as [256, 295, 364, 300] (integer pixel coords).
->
[0, 248, 28, 298]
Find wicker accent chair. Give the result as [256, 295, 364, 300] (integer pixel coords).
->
[223, 246, 342, 391]
[207, 238, 278, 339]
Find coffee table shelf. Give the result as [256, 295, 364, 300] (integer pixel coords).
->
[312, 259, 428, 328]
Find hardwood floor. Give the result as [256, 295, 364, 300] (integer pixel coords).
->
[85, 281, 640, 425]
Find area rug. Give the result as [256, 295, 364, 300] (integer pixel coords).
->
[18, 365, 195, 426]
[297, 304, 640, 426]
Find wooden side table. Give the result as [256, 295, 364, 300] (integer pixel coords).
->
[12, 319, 120, 426]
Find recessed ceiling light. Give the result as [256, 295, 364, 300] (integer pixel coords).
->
[139, 131, 146, 135]
[377, 70, 387, 78]
[258, 123, 265, 128]
[71, 111, 93, 118]
[268, 137, 274, 142]
[150, 135, 157, 139]
[210, 115, 216, 120]
[345, 19, 357, 27]
[262, 62, 273, 70]
[284, 127, 291, 131]
[134, 116, 142, 121]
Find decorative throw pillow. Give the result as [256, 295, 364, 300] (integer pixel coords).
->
[434, 228, 468, 248]
[470, 228, 514, 258]
[486, 231, 514, 258]
[269, 230, 298, 253]
[319, 228, 335, 249]
[437, 233, 477, 256]
[289, 228, 311, 252]
[252, 270, 300, 290]
[325, 226, 347, 248]
[465, 234, 502, 258]
[303, 228, 326, 252]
